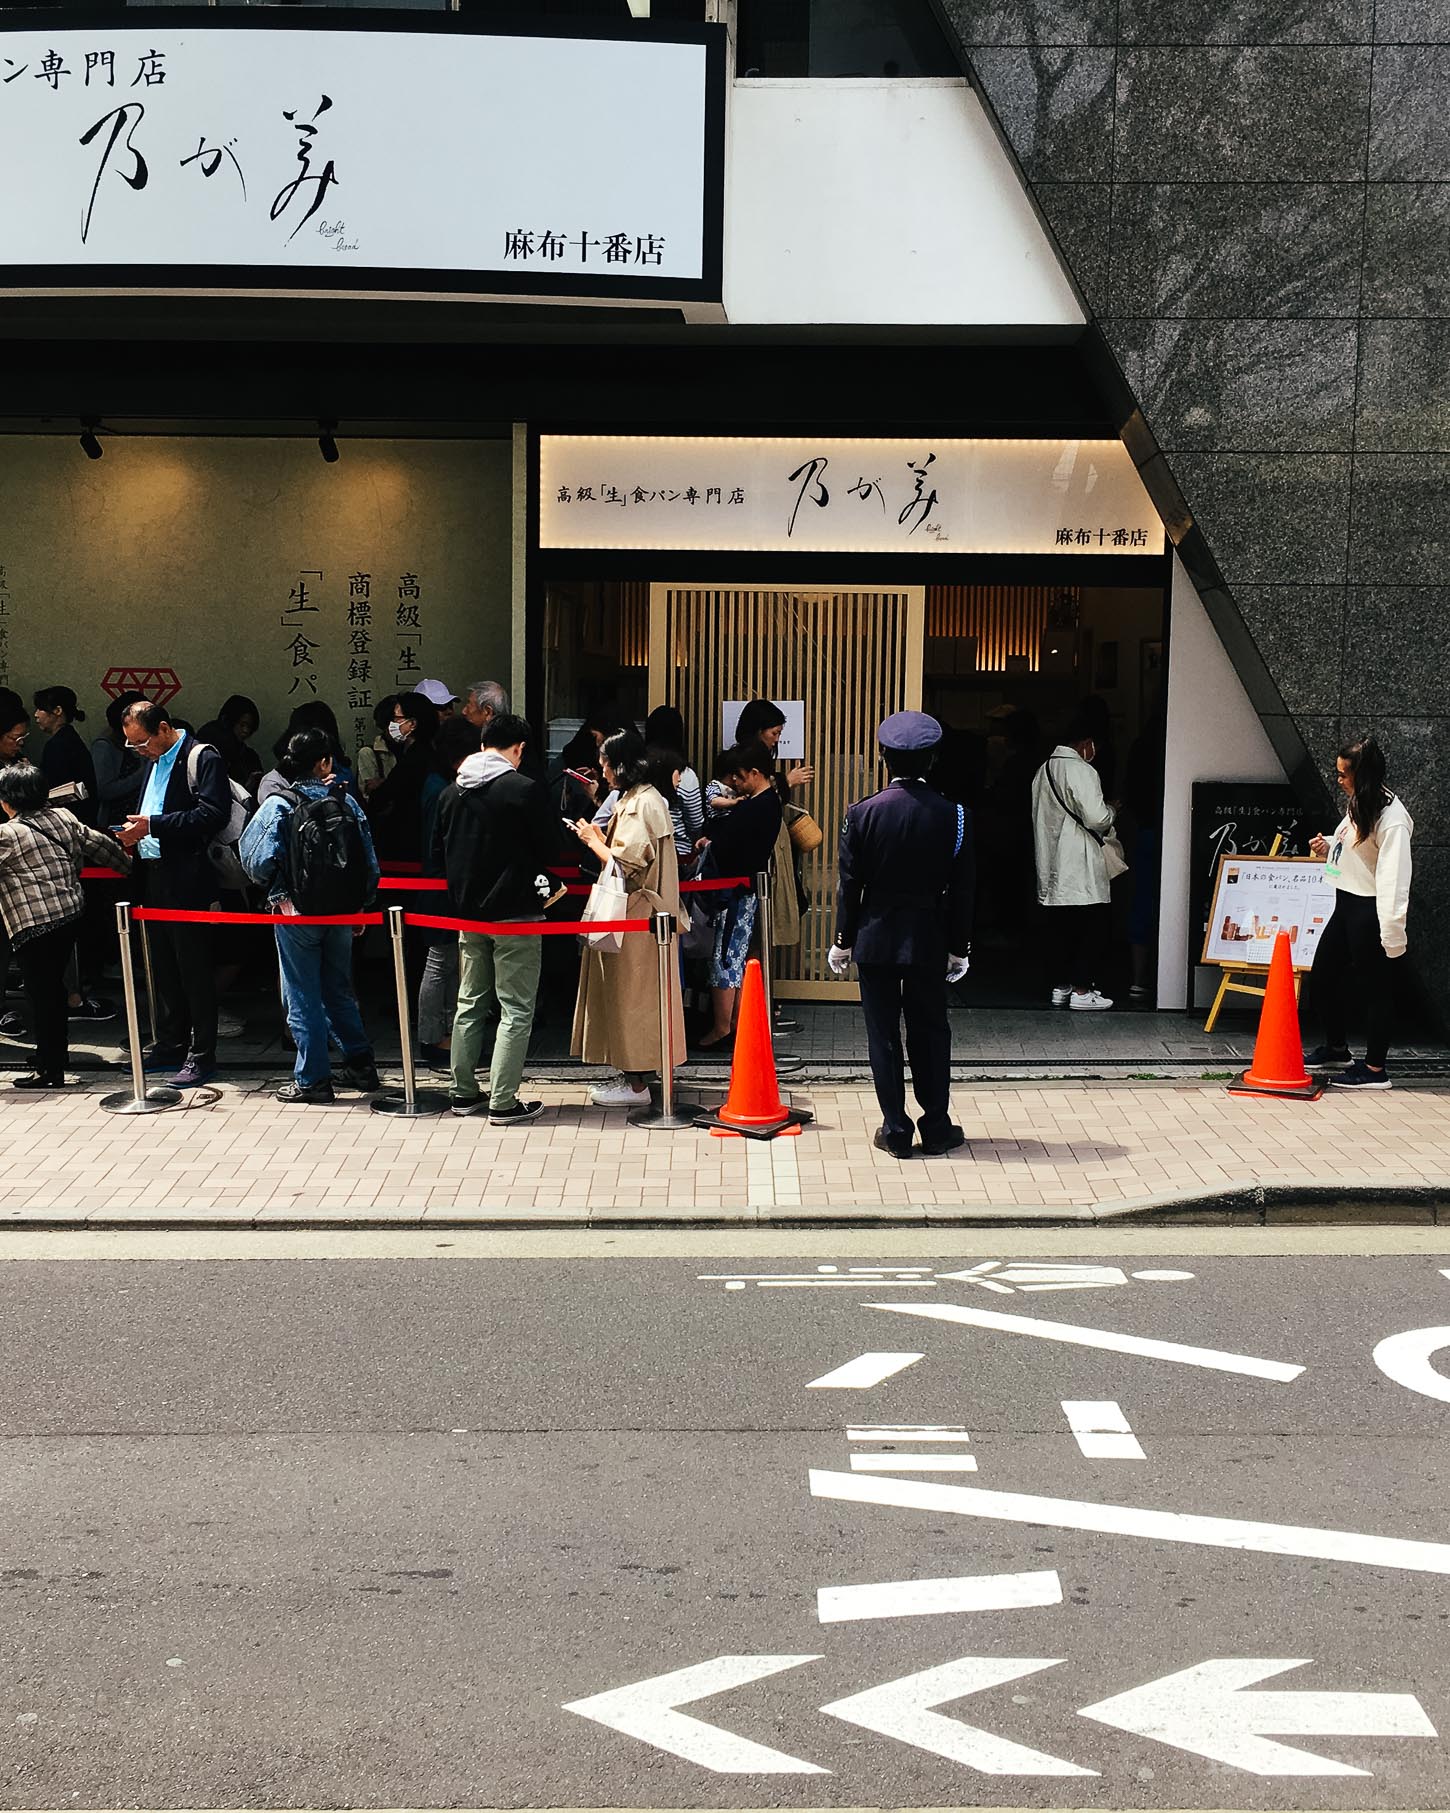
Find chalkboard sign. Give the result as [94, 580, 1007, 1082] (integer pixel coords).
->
[1189, 783, 1312, 993]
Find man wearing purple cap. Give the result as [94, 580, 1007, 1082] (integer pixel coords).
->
[829, 710, 975, 1158]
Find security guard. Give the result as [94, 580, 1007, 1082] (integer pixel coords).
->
[829, 711, 974, 1158]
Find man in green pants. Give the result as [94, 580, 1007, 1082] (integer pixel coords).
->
[434, 712, 563, 1126]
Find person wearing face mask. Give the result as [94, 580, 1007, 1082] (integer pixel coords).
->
[366, 690, 439, 864]
[1031, 706, 1117, 1012]
[355, 695, 400, 798]
[1305, 733, 1414, 1089]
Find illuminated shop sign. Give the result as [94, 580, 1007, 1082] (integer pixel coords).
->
[539, 437, 1163, 556]
[0, 14, 725, 301]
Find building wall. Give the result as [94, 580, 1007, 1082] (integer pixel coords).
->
[939, 0, 1450, 1018]
[0, 436, 511, 760]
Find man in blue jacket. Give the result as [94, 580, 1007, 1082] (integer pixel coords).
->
[117, 699, 230, 1088]
[830, 711, 975, 1159]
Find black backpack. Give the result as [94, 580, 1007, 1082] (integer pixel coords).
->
[284, 789, 372, 916]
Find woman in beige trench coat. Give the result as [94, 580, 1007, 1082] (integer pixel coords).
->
[569, 730, 688, 1111]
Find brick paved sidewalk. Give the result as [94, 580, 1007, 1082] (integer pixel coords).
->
[2, 1074, 1447, 1223]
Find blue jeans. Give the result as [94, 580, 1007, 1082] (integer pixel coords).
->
[274, 923, 373, 1087]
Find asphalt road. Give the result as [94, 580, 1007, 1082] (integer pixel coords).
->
[5, 1231, 1450, 1809]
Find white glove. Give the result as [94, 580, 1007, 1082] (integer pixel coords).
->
[827, 943, 852, 978]
[946, 952, 970, 984]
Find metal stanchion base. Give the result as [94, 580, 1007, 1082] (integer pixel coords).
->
[628, 1106, 699, 1130]
[371, 1088, 451, 1117]
[99, 1085, 184, 1114]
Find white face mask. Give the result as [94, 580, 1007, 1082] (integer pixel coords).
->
[387, 721, 408, 745]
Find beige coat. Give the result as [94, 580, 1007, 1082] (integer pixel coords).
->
[571, 785, 688, 1074]
[770, 818, 803, 947]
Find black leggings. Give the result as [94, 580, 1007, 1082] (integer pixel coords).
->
[1047, 903, 1109, 992]
[1311, 891, 1393, 1067]
[16, 920, 77, 1080]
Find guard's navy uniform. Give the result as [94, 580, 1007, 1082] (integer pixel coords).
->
[835, 713, 975, 1155]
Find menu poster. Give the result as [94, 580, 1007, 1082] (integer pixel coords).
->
[1201, 855, 1338, 971]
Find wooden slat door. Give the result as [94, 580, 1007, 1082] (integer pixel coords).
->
[649, 584, 925, 998]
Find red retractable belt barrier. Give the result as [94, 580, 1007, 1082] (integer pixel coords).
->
[404, 911, 649, 938]
[81, 867, 127, 881]
[132, 905, 385, 928]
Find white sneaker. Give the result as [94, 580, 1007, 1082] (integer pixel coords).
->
[216, 1012, 246, 1040]
[1069, 988, 1114, 1012]
[589, 1081, 652, 1108]
[1050, 987, 1072, 1007]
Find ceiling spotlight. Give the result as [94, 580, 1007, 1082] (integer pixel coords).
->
[79, 424, 103, 461]
[318, 422, 339, 463]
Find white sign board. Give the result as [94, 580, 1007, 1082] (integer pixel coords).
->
[1202, 857, 1338, 970]
[540, 436, 1162, 556]
[721, 700, 805, 760]
[0, 20, 724, 299]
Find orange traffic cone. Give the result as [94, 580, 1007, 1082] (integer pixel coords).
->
[694, 959, 813, 1140]
[1228, 930, 1323, 1100]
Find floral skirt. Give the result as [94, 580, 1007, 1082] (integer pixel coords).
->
[709, 891, 758, 989]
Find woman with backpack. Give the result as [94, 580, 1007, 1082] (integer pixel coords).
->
[1307, 733, 1414, 1089]
[239, 727, 381, 1105]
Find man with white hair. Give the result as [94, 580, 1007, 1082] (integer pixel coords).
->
[462, 681, 509, 731]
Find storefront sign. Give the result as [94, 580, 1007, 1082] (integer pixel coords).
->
[539, 437, 1163, 556]
[0, 15, 724, 300]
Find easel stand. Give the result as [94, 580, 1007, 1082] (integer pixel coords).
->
[1205, 963, 1302, 1034]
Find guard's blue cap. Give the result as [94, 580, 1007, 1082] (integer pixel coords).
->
[878, 709, 943, 752]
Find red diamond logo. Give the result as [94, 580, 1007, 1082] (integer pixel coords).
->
[101, 666, 181, 707]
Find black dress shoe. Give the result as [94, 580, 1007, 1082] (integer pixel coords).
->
[920, 1123, 967, 1156]
[12, 1073, 65, 1091]
[873, 1128, 915, 1159]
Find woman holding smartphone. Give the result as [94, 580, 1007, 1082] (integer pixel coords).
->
[1307, 733, 1413, 1089]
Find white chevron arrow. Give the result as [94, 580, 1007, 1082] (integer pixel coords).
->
[821, 1656, 1096, 1776]
[563, 1653, 827, 1773]
[1078, 1658, 1436, 1776]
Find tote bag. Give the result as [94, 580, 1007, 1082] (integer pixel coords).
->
[581, 856, 629, 955]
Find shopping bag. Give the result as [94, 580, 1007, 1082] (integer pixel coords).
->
[581, 857, 629, 954]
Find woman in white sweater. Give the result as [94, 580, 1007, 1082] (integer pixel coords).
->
[1307, 734, 1412, 1089]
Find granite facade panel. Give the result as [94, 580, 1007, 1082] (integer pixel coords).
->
[1169, 451, 1352, 580]
[1032, 183, 1113, 311]
[1350, 453, 1450, 581]
[1374, 0, 1450, 40]
[968, 45, 1115, 178]
[1118, 0, 1373, 43]
[1235, 586, 1346, 712]
[1370, 45, 1450, 178]
[1343, 588, 1450, 713]
[1114, 47, 1371, 180]
[1106, 317, 1358, 450]
[1356, 319, 1450, 452]
[1109, 183, 1362, 318]
[1362, 184, 1450, 315]
[939, 0, 1114, 43]
[1357, 717, 1450, 841]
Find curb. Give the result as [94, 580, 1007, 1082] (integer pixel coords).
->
[7, 1180, 1449, 1232]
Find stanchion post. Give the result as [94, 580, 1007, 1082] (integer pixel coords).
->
[99, 903, 182, 1115]
[371, 904, 449, 1118]
[138, 916, 158, 1048]
[629, 910, 696, 1131]
[754, 867, 804, 1075]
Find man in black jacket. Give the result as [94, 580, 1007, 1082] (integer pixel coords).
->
[117, 699, 230, 1087]
[830, 711, 975, 1159]
[435, 712, 562, 1126]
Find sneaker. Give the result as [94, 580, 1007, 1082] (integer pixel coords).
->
[589, 1081, 652, 1108]
[1305, 1044, 1353, 1070]
[419, 1042, 452, 1072]
[68, 995, 116, 1022]
[339, 1059, 381, 1093]
[1128, 984, 1151, 1000]
[0, 1009, 24, 1037]
[1069, 988, 1114, 1012]
[873, 1127, 915, 1159]
[142, 1044, 186, 1072]
[276, 1078, 335, 1104]
[449, 1093, 491, 1117]
[12, 1073, 65, 1091]
[216, 1012, 246, 1040]
[1050, 986, 1072, 1007]
[169, 1057, 217, 1089]
[1332, 1059, 1392, 1090]
[489, 1099, 545, 1126]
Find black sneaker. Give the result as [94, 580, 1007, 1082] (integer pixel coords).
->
[68, 995, 116, 1022]
[339, 1059, 381, 1092]
[419, 1042, 452, 1072]
[12, 1073, 65, 1091]
[1331, 1059, 1392, 1090]
[920, 1122, 967, 1156]
[449, 1093, 490, 1117]
[488, 1099, 544, 1126]
[276, 1078, 336, 1104]
[0, 1010, 24, 1037]
[1305, 1044, 1353, 1070]
[170, 1057, 218, 1089]
[873, 1127, 915, 1159]
[142, 1045, 186, 1072]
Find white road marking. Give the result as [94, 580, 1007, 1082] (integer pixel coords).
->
[1078, 1658, 1436, 1777]
[762, 1280, 937, 1289]
[562, 1654, 826, 1774]
[1132, 1269, 1196, 1281]
[847, 1425, 970, 1441]
[806, 1351, 924, 1389]
[1061, 1399, 1145, 1460]
[817, 1569, 1062, 1623]
[849, 1453, 979, 1472]
[821, 1657, 1096, 1777]
[868, 1299, 1305, 1381]
[808, 1469, 1450, 1576]
[1372, 1325, 1450, 1404]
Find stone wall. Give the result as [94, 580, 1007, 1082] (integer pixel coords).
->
[938, 0, 1450, 1017]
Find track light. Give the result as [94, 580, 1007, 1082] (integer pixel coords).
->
[79, 423, 103, 460]
[318, 421, 339, 463]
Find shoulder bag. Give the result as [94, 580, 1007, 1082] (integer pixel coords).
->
[1046, 759, 1129, 880]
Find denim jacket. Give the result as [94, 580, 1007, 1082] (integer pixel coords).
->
[239, 777, 379, 909]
